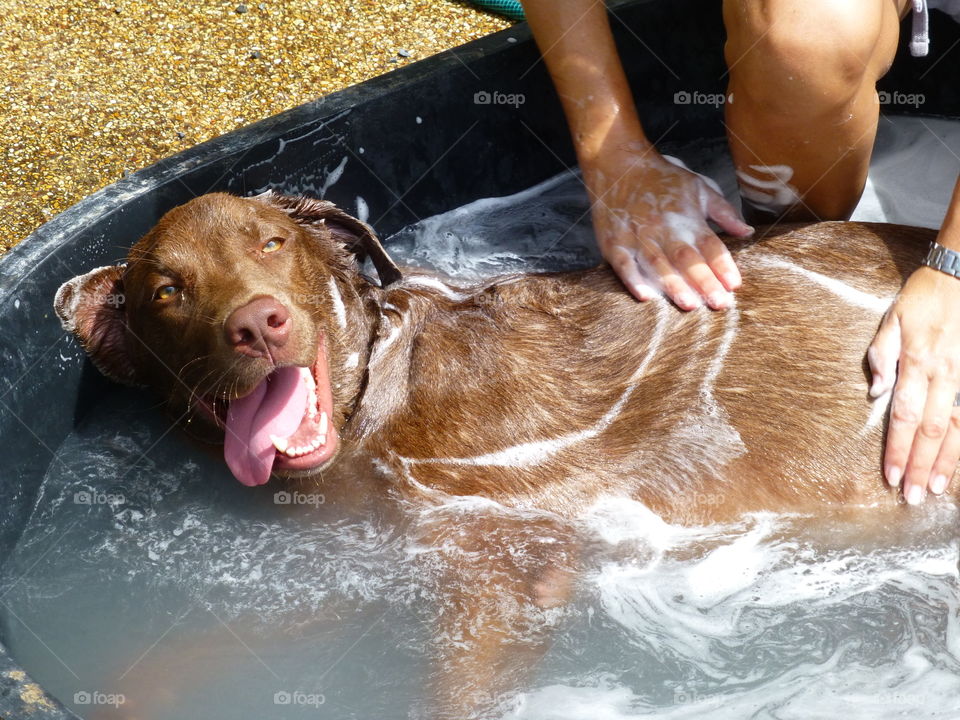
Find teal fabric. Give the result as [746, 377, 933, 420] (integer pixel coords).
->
[469, 0, 525, 21]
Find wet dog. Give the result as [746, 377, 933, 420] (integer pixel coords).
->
[55, 191, 933, 519]
[54, 191, 940, 717]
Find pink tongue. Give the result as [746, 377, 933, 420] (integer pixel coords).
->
[224, 366, 308, 486]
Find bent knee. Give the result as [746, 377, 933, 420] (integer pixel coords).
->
[724, 0, 895, 108]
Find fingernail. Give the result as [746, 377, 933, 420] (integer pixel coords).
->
[887, 466, 902, 488]
[707, 291, 730, 309]
[906, 484, 924, 505]
[723, 271, 742, 290]
[632, 283, 655, 301]
[869, 376, 886, 398]
[931, 474, 948, 495]
[677, 293, 701, 310]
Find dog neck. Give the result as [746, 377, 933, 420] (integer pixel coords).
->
[321, 272, 387, 429]
[339, 273, 476, 440]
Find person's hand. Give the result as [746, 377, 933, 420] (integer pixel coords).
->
[868, 266, 960, 504]
[583, 144, 754, 310]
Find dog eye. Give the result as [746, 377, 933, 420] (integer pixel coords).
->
[153, 285, 180, 302]
[262, 237, 285, 253]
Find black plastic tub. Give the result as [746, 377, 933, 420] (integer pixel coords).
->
[1, 1, 958, 716]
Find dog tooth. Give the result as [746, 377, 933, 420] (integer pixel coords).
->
[302, 367, 316, 389]
[318, 433, 327, 446]
[284, 446, 298, 458]
[319, 412, 328, 435]
[270, 434, 289, 453]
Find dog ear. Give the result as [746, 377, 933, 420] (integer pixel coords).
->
[54, 265, 139, 385]
[252, 191, 402, 287]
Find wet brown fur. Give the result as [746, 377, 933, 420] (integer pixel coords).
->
[356, 222, 939, 523]
[55, 193, 942, 525]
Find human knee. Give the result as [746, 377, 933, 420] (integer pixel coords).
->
[724, 0, 888, 109]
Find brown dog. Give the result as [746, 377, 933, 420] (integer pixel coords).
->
[55, 191, 935, 518]
[53, 191, 941, 716]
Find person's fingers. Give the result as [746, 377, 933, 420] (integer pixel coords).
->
[902, 376, 957, 504]
[705, 190, 754, 238]
[928, 404, 960, 495]
[662, 238, 729, 310]
[695, 232, 742, 294]
[884, 365, 927, 492]
[606, 245, 657, 301]
[592, 165, 751, 311]
[631, 230, 700, 310]
[867, 312, 901, 399]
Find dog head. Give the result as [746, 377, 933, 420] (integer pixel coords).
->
[55, 191, 401, 486]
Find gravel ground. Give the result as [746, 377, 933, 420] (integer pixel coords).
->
[0, 0, 512, 254]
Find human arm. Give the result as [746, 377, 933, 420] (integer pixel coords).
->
[869, 174, 960, 503]
[521, 0, 753, 309]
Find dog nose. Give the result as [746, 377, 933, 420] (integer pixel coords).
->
[225, 296, 291, 358]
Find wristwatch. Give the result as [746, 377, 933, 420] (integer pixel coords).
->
[922, 241, 960, 279]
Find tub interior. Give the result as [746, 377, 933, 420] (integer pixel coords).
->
[3, 118, 960, 718]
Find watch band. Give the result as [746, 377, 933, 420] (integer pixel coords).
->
[922, 241, 960, 279]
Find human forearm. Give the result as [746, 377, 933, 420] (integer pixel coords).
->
[521, 0, 650, 163]
[521, 0, 751, 310]
[935, 175, 960, 249]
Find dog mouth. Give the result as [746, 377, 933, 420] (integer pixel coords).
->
[201, 341, 340, 486]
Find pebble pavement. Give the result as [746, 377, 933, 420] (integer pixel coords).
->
[0, 0, 511, 254]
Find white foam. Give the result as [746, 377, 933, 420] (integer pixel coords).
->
[661, 211, 700, 245]
[384, 170, 599, 279]
[701, 301, 739, 408]
[505, 655, 960, 719]
[863, 388, 892, 433]
[318, 155, 348, 198]
[355, 195, 369, 224]
[751, 255, 893, 313]
[736, 164, 800, 211]
[327, 276, 347, 330]
[662, 153, 725, 197]
[399, 275, 469, 300]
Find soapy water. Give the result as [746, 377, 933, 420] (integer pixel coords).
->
[2, 115, 960, 719]
[385, 115, 959, 280]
